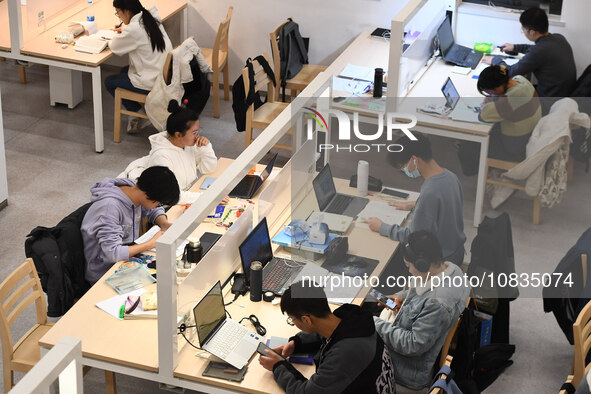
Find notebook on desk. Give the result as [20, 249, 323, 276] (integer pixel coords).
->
[441, 77, 485, 124]
[229, 153, 278, 199]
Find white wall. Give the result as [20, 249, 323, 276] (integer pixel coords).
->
[454, 1, 591, 76]
[186, 0, 408, 85]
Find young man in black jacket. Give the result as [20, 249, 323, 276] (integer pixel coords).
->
[259, 281, 395, 393]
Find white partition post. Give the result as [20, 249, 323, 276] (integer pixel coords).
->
[10, 336, 83, 394]
[8, 0, 23, 53]
[156, 72, 332, 378]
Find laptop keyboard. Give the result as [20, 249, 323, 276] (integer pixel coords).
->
[449, 45, 472, 61]
[207, 321, 249, 359]
[326, 194, 354, 214]
[263, 258, 300, 294]
[463, 51, 483, 68]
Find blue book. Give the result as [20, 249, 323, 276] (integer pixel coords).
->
[474, 310, 493, 347]
[200, 177, 216, 190]
[267, 336, 314, 365]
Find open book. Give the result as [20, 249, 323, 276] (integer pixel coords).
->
[74, 35, 108, 54]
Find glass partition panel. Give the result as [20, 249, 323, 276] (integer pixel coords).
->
[25, 0, 82, 37]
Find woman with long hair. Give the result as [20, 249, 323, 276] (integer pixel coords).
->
[105, 0, 172, 133]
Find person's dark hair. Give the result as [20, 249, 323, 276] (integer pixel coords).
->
[112, 0, 166, 52]
[280, 281, 331, 319]
[402, 230, 444, 267]
[388, 132, 433, 168]
[165, 100, 199, 137]
[477, 65, 510, 96]
[136, 166, 180, 206]
[519, 7, 549, 34]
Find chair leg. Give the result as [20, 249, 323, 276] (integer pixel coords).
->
[114, 89, 122, 143]
[4, 368, 13, 394]
[223, 61, 230, 101]
[567, 155, 574, 183]
[105, 370, 116, 394]
[212, 70, 220, 118]
[18, 66, 26, 84]
[533, 196, 541, 225]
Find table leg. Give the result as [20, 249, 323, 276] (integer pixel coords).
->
[91, 67, 104, 153]
[473, 136, 489, 227]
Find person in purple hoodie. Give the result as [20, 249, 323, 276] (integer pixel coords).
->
[81, 166, 180, 283]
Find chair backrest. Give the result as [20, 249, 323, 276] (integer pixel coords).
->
[211, 6, 233, 69]
[0, 259, 47, 362]
[439, 297, 470, 368]
[573, 299, 591, 387]
[163, 52, 173, 85]
[269, 19, 290, 96]
[242, 52, 276, 105]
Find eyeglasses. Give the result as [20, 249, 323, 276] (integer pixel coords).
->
[114, 11, 120, 18]
[191, 128, 201, 136]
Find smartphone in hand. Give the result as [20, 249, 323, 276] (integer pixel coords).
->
[369, 289, 398, 310]
[257, 342, 286, 360]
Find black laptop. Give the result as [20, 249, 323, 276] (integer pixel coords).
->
[437, 17, 482, 69]
[312, 164, 369, 218]
[229, 153, 278, 199]
[238, 217, 306, 295]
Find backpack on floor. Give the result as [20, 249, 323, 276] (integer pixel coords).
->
[232, 55, 276, 132]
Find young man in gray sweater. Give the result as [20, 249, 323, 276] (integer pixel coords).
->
[483, 7, 576, 98]
[365, 133, 466, 265]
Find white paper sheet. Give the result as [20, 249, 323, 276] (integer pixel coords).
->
[356, 201, 409, 227]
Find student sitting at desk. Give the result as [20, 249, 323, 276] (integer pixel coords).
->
[81, 166, 179, 283]
[482, 7, 576, 99]
[477, 65, 541, 162]
[373, 230, 468, 391]
[259, 281, 396, 394]
[365, 133, 466, 266]
[105, 0, 173, 133]
[147, 100, 219, 204]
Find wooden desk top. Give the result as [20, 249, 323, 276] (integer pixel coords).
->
[39, 157, 407, 390]
[326, 31, 491, 137]
[17, 0, 185, 66]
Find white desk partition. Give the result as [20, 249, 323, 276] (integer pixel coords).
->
[155, 72, 332, 377]
[10, 336, 83, 394]
[25, 0, 81, 39]
[388, 0, 445, 101]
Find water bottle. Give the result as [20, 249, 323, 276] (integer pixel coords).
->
[373, 68, 384, 98]
[86, 0, 95, 22]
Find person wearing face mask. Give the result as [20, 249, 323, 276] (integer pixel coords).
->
[365, 133, 466, 265]
[477, 65, 541, 162]
[146, 100, 218, 204]
[373, 230, 469, 390]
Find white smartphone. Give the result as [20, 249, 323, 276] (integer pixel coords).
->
[369, 289, 397, 310]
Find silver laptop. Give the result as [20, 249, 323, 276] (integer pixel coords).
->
[193, 281, 261, 369]
[312, 164, 369, 218]
[441, 77, 483, 124]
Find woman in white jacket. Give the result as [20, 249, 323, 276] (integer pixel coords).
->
[105, 0, 172, 132]
[148, 100, 218, 204]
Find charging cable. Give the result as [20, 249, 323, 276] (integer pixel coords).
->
[239, 314, 267, 336]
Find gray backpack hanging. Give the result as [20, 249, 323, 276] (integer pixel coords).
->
[278, 18, 309, 101]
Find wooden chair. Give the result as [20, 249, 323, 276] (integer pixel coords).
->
[243, 52, 289, 150]
[0, 259, 116, 394]
[559, 375, 575, 394]
[113, 52, 173, 142]
[201, 6, 233, 118]
[485, 158, 541, 225]
[428, 356, 454, 394]
[270, 19, 327, 102]
[572, 263, 591, 388]
[438, 297, 470, 368]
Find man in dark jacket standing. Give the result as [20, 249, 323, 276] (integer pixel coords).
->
[259, 281, 395, 393]
[483, 7, 576, 98]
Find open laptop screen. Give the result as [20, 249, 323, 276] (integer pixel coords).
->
[441, 77, 460, 110]
[193, 281, 226, 346]
[437, 17, 454, 57]
[312, 164, 337, 211]
[239, 217, 273, 281]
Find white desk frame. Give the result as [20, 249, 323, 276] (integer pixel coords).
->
[3, 0, 188, 153]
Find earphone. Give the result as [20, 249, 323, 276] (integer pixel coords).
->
[403, 241, 431, 273]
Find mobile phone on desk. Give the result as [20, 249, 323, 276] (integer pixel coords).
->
[256, 342, 286, 360]
[381, 187, 409, 199]
[369, 289, 397, 310]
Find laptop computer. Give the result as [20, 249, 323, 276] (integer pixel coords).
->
[239, 217, 306, 295]
[229, 153, 278, 199]
[193, 281, 261, 369]
[441, 77, 483, 124]
[312, 164, 369, 218]
[437, 17, 482, 69]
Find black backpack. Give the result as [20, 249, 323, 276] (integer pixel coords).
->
[231, 55, 276, 132]
[278, 19, 309, 101]
[181, 56, 211, 117]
